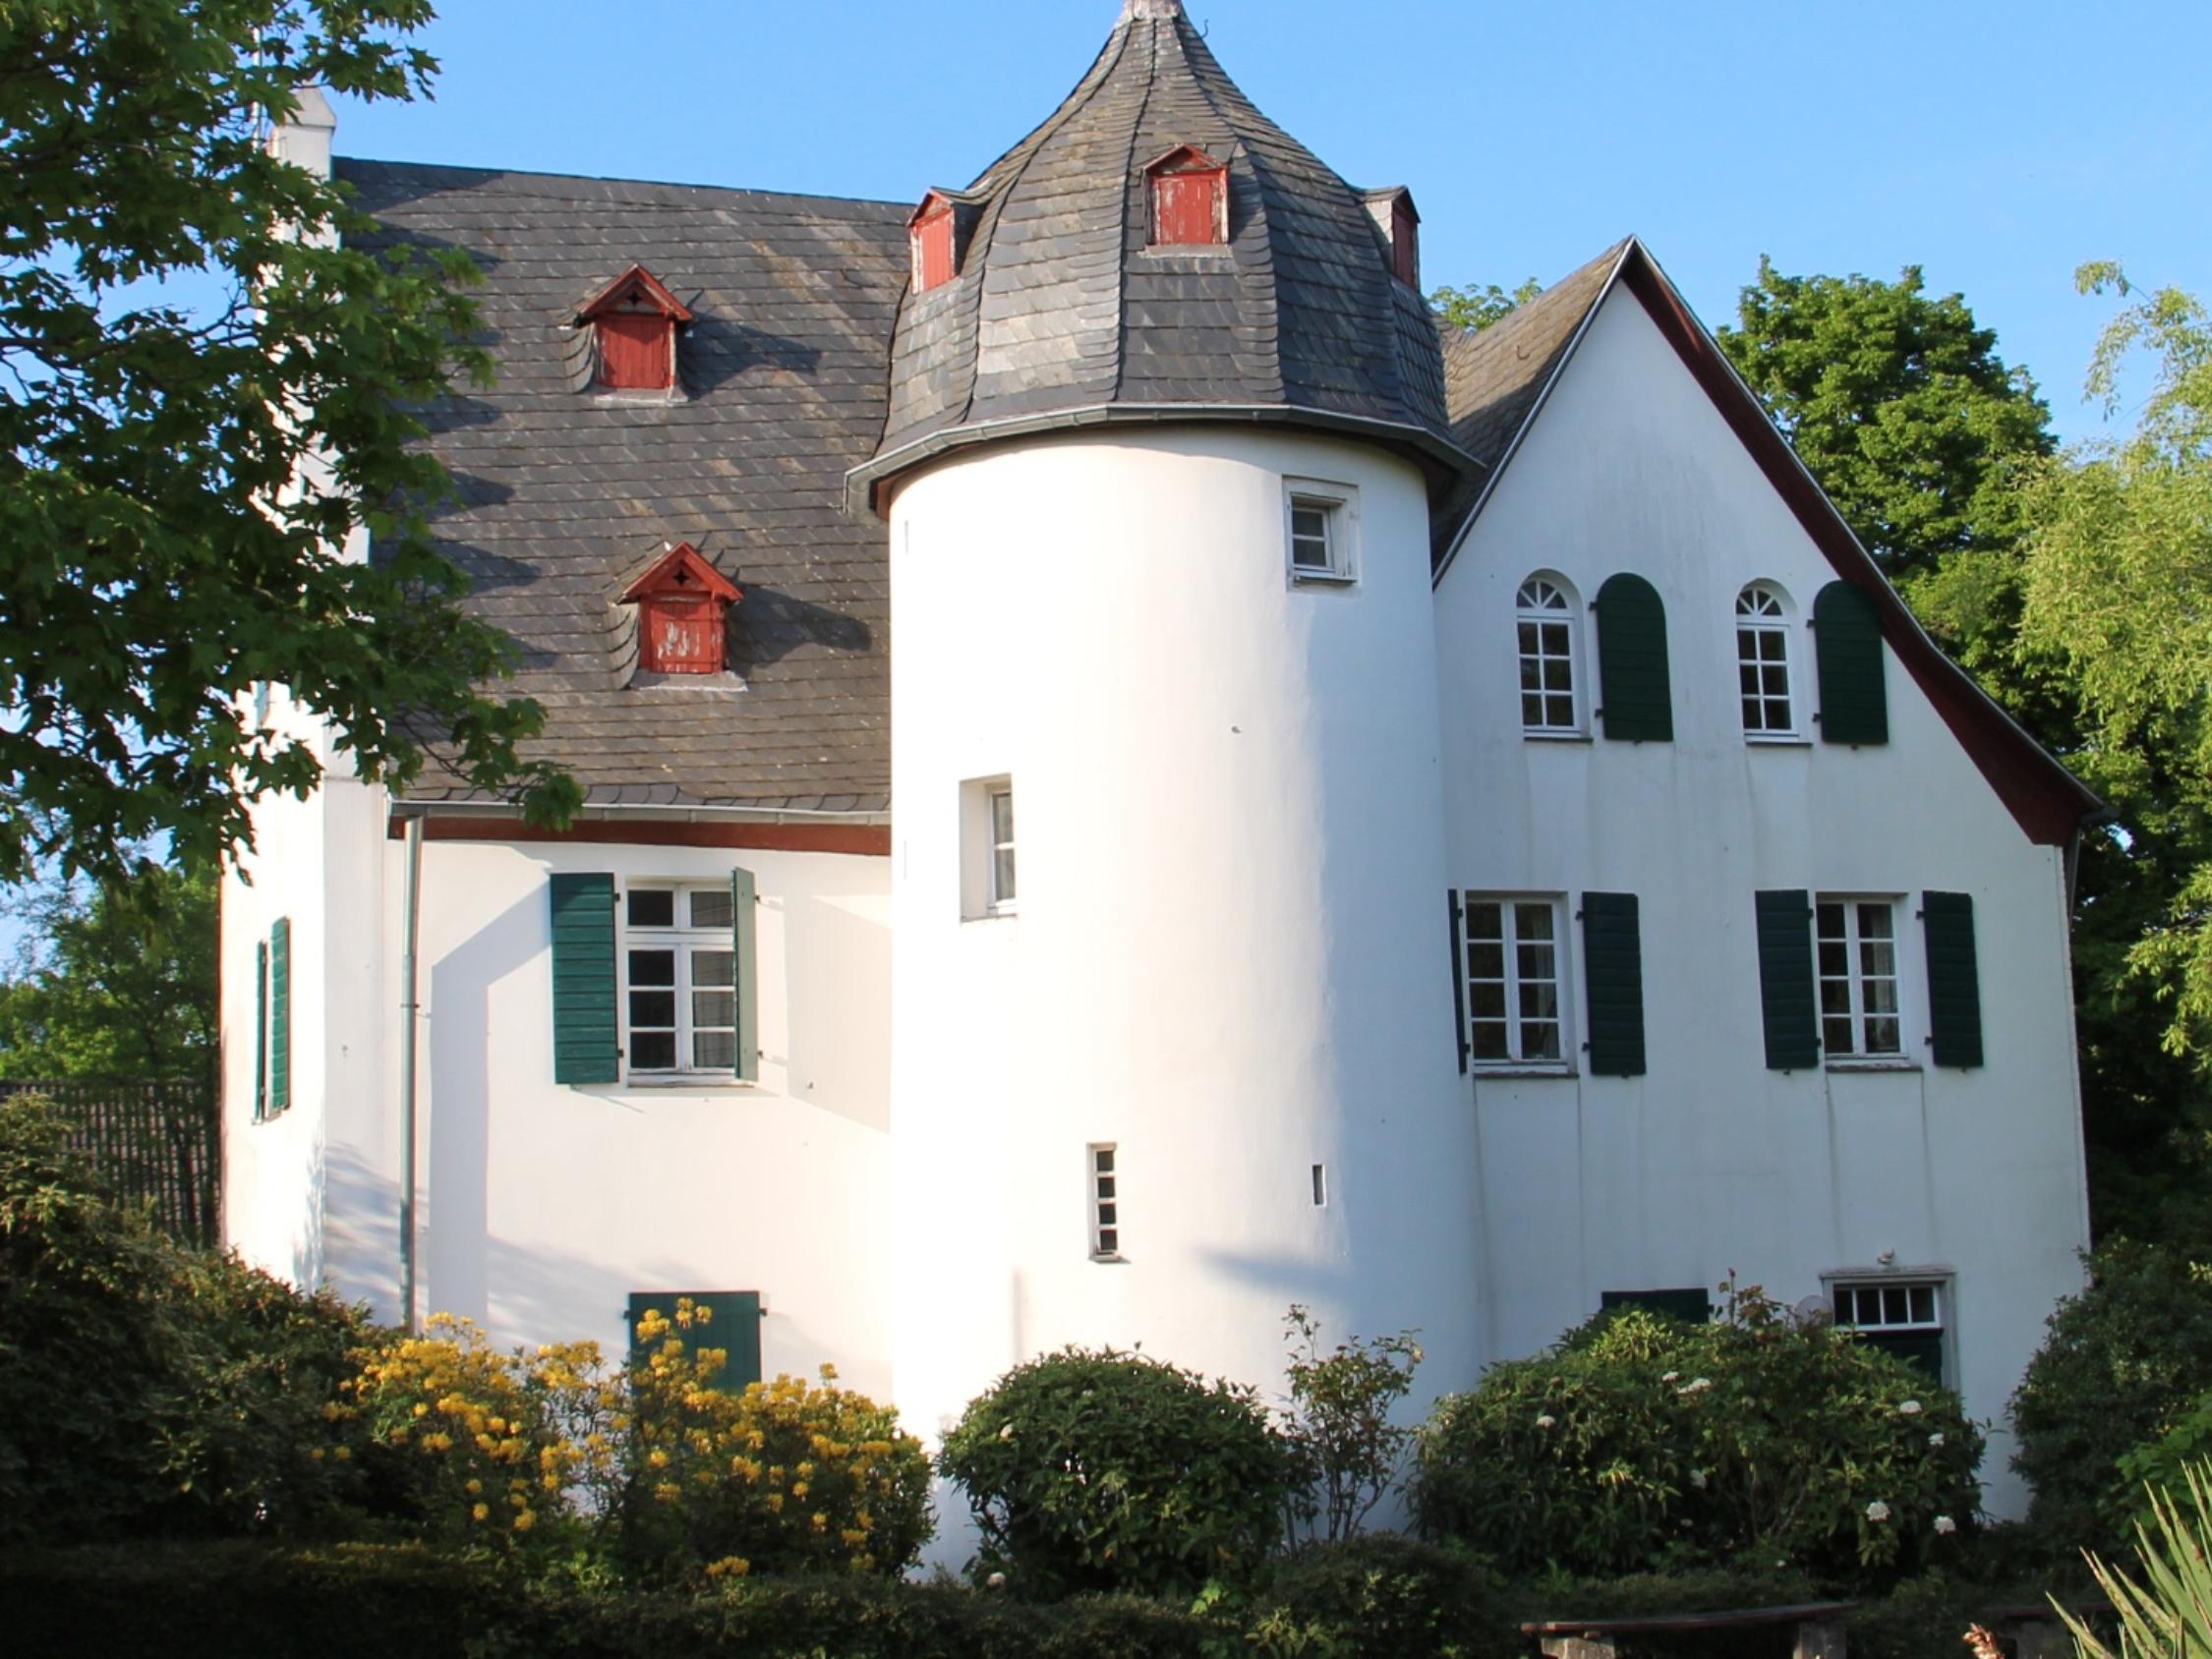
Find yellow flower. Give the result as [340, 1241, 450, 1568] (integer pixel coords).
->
[471, 1503, 490, 1522]
[466, 1478, 483, 1495]
[333, 1447, 352, 1462]
[512, 1510, 536, 1533]
[648, 1450, 670, 1470]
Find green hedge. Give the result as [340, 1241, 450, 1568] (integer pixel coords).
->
[0, 1543, 1212, 1659]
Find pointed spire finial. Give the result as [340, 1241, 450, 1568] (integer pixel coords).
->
[1122, 0, 1185, 20]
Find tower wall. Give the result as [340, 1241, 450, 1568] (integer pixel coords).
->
[887, 428, 1478, 1447]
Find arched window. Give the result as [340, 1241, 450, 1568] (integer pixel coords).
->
[1516, 574, 1583, 734]
[1736, 582, 1795, 736]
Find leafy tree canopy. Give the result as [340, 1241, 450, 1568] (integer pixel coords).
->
[1429, 277, 1542, 333]
[0, 0, 579, 883]
[0, 853, 215, 1084]
[1717, 258, 2055, 588]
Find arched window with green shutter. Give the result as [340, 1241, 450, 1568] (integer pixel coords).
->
[1813, 581, 1890, 746]
[1594, 573, 1673, 742]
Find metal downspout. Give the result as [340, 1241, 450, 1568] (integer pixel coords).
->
[398, 813, 424, 1334]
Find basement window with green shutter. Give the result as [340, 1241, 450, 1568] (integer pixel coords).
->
[1830, 1277, 1950, 1385]
[625, 1290, 764, 1393]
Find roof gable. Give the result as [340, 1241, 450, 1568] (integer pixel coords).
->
[1438, 238, 2101, 848]
[578, 263, 694, 323]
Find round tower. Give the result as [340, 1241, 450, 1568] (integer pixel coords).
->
[871, 0, 1483, 1459]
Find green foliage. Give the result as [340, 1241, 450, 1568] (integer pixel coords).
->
[2011, 1238, 2212, 1563]
[1413, 1286, 1980, 1586]
[0, 1, 579, 881]
[2065, 1460, 2212, 1659]
[0, 1091, 374, 1541]
[0, 1541, 1219, 1659]
[1280, 1304, 1424, 1543]
[939, 1345, 1300, 1600]
[1717, 258, 2055, 584]
[1429, 278, 1542, 332]
[1239, 1534, 1514, 1659]
[0, 856, 216, 1083]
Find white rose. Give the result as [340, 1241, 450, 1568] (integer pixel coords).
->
[1928, 1432, 1945, 1449]
[1933, 1515, 1956, 1535]
[999, 1424, 1015, 1440]
[1897, 1401, 1923, 1416]
[1690, 1468, 1709, 1490]
[1536, 1414, 1557, 1429]
[1866, 1500, 1892, 1523]
[986, 1571, 1008, 1589]
[1661, 1372, 1680, 1384]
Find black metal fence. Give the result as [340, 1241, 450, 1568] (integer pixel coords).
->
[0, 1079, 219, 1248]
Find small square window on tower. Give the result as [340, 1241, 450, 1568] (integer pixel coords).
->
[578, 264, 692, 392]
[1284, 477, 1358, 587]
[620, 543, 742, 677]
[1144, 145, 1229, 248]
[960, 775, 1018, 920]
[1088, 1143, 1121, 1260]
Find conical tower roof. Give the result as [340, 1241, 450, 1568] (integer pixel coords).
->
[849, 0, 1472, 511]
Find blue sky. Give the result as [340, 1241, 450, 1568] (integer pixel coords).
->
[329, 0, 2209, 444]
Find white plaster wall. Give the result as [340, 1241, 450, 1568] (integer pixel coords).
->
[1434, 285, 2092, 1517]
[227, 813, 897, 1396]
[888, 429, 1479, 1456]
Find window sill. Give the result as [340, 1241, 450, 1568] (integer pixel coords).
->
[1824, 1060, 1922, 1075]
[1090, 1252, 1129, 1265]
[610, 1079, 760, 1093]
[1522, 730, 1593, 744]
[1290, 570, 1359, 590]
[962, 908, 1019, 925]
[1745, 734, 1811, 747]
[1473, 1065, 1579, 1080]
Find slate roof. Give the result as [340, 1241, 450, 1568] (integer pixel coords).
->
[1441, 240, 1630, 473]
[335, 160, 909, 814]
[855, 0, 1475, 510]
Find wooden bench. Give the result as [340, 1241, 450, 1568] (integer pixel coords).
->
[1521, 1600, 1858, 1658]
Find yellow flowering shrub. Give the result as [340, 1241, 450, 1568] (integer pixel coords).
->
[344, 1314, 618, 1562]
[618, 1299, 932, 1583]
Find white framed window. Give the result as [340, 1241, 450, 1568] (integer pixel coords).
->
[1736, 583, 1797, 738]
[622, 884, 738, 1076]
[1285, 478, 1358, 586]
[1816, 895, 1904, 1060]
[1829, 1275, 1950, 1384]
[1461, 893, 1570, 1068]
[1088, 1143, 1121, 1259]
[1516, 574, 1584, 735]
[960, 775, 1018, 920]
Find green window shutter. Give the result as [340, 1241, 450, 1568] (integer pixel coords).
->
[626, 1290, 763, 1393]
[1601, 1287, 1712, 1325]
[1755, 889, 1819, 1071]
[1448, 891, 1468, 1075]
[1921, 891, 1985, 1069]
[550, 874, 619, 1085]
[1594, 573, 1673, 742]
[731, 867, 759, 1084]
[254, 939, 269, 1121]
[1813, 580, 1890, 745]
[1579, 891, 1646, 1076]
[268, 918, 291, 1114]
[1861, 1329, 1946, 1385]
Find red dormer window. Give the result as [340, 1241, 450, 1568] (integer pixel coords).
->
[909, 191, 959, 293]
[621, 543, 741, 675]
[1390, 193, 1421, 288]
[1145, 145, 1228, 248]
[579, 264, 693, 392]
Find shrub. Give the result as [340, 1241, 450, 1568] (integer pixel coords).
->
[1243, 1534, 1514, 1659]
[2062, 1459, 2212, 1659]
[0, 1092, 374, 1543]
[1413, 1283, 1981, 1586]
[616, 1298, 933, 1582]
[939, 1345, 1299, 1599]
[1280, 1305, 1425, 1543]
[2010, 1237, 2212, 1562]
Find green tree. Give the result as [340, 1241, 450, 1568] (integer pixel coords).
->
[1429, 277, 1541, 332]
[2019, 267, 2212, 1078]
[0, 1, 578, 883]
[0, 856, 216, 1085]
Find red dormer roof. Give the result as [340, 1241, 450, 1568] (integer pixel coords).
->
[578, 263, 694, 324]
[621, 542, 740, 605]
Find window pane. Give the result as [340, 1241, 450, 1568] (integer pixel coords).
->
[992, 791, 1016, 845]
[627, 889, 675, 929]
[1544, 694, 1575, 726]
[693, 990, 735, 1029]
[1824, 1015, 1855, 1055]
[1819, 961, 1851, 1000]
[1517, 621, 1542, 656]
[993, 849, 1018, 902]
[1864, 1015, 1901, 1055]
[1097, 1203, 1117, 1227]
[1519, 980, 1558, 1021]
[1740, 662, 1763, 696]
[1816, 903, 1845, 938]
[1466, 902, 1503, 941]
[1522, 1020, 1561, 1060]
[1094, 1149, 1114, 1173]
[689, 888, 733, 930]
[630, 990, 675, 1028]
[1884, 1287, 1908, 1325]
[1292, 506, 1328, 541]
[693, 950, 735, 989]
[1910, 1286, 1936, 1323]
[629, 949, 675, 987]
[1858, 903, 1894, 943]
[1472, 1022, 1509, 1059]
[1097, 1229, 1117, 1254]
[1540, 623, 1570, 657]
[692, 1030, 735, 1070]
[1516, 903, 1554, 941]
[631, 1031, 676, 1070]
[1470, 982, 1507, 1019]
[1467, 942, 1504, 979]
[1096, 1175, 1115, 1200]
[1520, 658, 1543, 691]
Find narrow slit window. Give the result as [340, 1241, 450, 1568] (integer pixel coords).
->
[1311, 1164, 1327, 1207]
[1736, 583, 1795, 736]
[1516, 576, 1581, 733]
[1089, 1144, 1120, 1259]
[989, 788, 1017, 911]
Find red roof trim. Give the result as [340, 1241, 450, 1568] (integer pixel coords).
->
[578, 263, 693, 324]
[389, 817, 889, 856]
[1613, 247, 2100, 847]
[619, 542, 740, 604]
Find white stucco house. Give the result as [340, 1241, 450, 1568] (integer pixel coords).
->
[224, 0, 2102, 1519]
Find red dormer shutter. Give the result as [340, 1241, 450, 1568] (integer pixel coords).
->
[622, 543, 742, 677]
[1391, 196, 1420, 287]
[1146, 146, 1228, 247]
[598, 312, 672, 390]
[911, 194, 958, 292]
